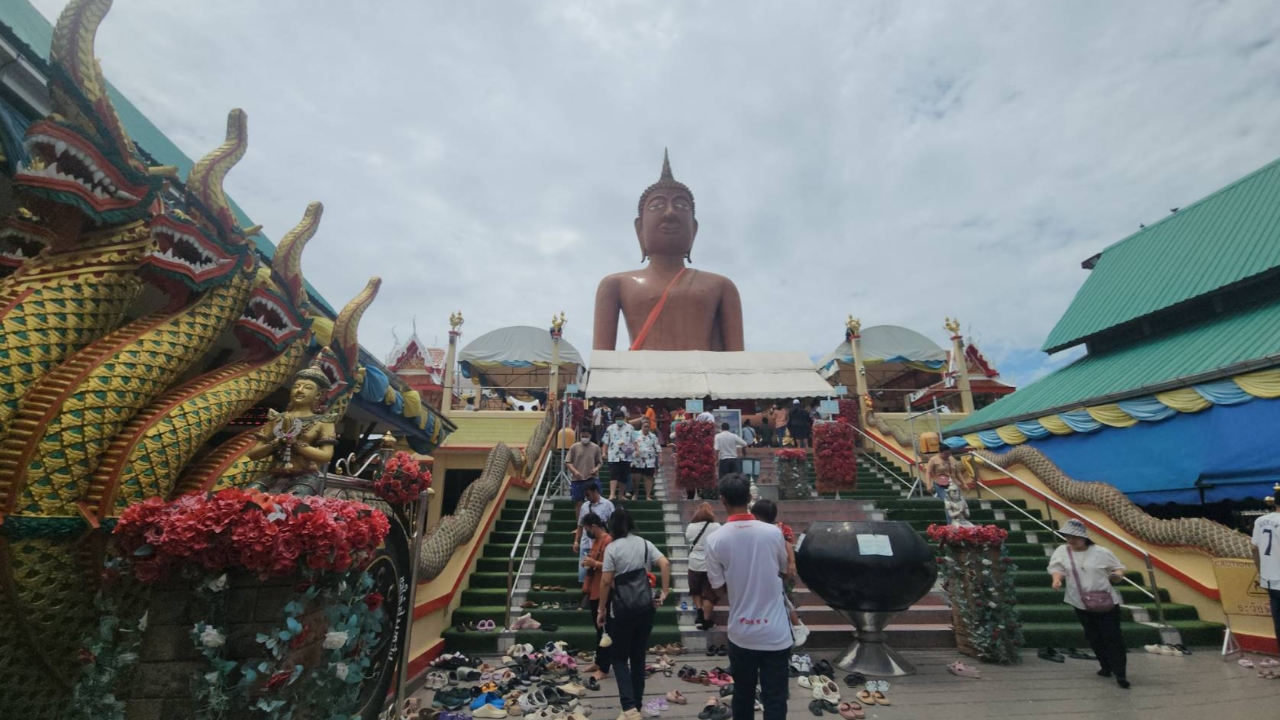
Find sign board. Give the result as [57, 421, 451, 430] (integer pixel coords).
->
[685, 399, 704, 414]
[1213, 558, 1272, 619]
[565, 383, 579, 394]
[713, 408, 742, 436]
[833, 385, 849, 396]
[819, 400, 840, 417]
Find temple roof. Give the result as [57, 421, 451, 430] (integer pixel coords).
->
[1042, 155, 1280, 353]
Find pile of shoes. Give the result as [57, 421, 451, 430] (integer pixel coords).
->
[418, 644, 599, 719]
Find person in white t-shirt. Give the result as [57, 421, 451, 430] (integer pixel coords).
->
[705, 474, 790, 720]
[1047, 519, 1130, 689]
[714, 423, 749, 480]
[1250, 485, 1280, 647]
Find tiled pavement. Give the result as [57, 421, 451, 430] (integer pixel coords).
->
[413, 648, 1278, 720]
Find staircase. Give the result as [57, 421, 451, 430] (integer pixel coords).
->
[444, 453, 683, 655]
[665, 444, 1223, 652]
[866, 450, 1224, 649]
[445, 444, 1224, 656]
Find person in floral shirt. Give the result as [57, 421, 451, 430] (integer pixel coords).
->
[603, 413, 637, 500]
[630, 419, 662, 501]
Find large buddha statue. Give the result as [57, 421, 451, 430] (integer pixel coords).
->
[593, 151, 744, 351]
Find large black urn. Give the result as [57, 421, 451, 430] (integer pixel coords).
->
[796, 521, 938, 676]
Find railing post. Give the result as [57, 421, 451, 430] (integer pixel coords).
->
[1145, 557, 1167, 625]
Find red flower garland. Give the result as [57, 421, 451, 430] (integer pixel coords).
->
[114, 489, 390, 582]
[926, 523, 1009, 548]
[373, 451, 433, 504]
[674, 420, 716, 491]
[774, 448, 807, 461]
[837, 398, 860, 427]
[812, 421, 857, 492]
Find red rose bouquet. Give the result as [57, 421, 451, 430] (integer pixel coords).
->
[813, 421, 857, 492]
[674, 420, 716, 492]
[373, 451, 433, 504]
[114, 488, 390, 582]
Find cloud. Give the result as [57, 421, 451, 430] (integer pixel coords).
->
[26, 0, 1280, 377]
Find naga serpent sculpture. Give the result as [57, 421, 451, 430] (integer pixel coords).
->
[0, 0, 170, 433]
[865, 414, 1252, 558]
[414, 406, 555, 581]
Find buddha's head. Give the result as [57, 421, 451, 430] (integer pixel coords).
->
[635, 149, 698, 262]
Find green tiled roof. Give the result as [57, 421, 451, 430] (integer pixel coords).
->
[1042, 156, 1280, 352]
[949, 295, 1280, 434]
[0, 0, 335, 315]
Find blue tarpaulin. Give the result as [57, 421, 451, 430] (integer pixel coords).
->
[1021, 397, 1280, 504]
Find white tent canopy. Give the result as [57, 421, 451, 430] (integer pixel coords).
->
[586, 351, 835, 400]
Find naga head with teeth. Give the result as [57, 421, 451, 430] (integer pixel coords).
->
[144, 110, 255, 292]
[0, 207, 58, 277]
[312, 277, 381, 412]
[12, 0, 164, 243]
[232, 202, 323, 355]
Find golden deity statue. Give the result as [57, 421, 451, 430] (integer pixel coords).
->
[246, 364, 339, 495]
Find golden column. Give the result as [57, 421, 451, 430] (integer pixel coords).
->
[549, 312, 567, 402]
[846, 315, 869, 430]
[441, 311, 463, 416]
[945, 317, 975, 414]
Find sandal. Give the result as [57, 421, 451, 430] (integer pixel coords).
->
[837, 702, 865, 720]
[666, 691, 687, 705]
[584, 676, 600, 692]
[947, 661, 981, 679]
[697, 699, 719, 720]
[871, 691, 890, 707]
[806, 700, 824, 717]
[855, 690, 874, 706]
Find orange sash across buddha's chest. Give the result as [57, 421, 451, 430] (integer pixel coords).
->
[630, 268, 690, 351]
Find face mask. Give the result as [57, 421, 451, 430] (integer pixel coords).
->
[616, 419, 625, 426]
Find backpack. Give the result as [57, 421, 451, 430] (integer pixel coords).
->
[609, 541, 654, 619]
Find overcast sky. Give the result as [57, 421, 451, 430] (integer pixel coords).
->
[28, 0, 1280, 385]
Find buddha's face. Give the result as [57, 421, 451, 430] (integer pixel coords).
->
[635, 189, 697, 260]
[291, 379, 322, 409]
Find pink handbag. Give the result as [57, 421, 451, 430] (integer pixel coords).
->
[1067, 548, 1115, 612]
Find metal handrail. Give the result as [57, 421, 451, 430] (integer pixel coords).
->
[848, 425, 917, 495]
[969, 454, 1167, 625]
[503, 441, 558, 630]
[501, 404, 562, 631]
[850, 425, 921, 495]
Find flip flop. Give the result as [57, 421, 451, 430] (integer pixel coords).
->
[855, 690, 874, 706]
[1238, 657, 1256, 668]
[947, 661, 981, 679]
[837, 702, 865, 720]
[871, 691, 890, 707]
[697, 699, 718, 720]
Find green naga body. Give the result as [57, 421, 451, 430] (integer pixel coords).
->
[0, 266, 256, 516]
[0, 222, 152, 435]
[89, 202, 328, 513]
[0, 0, 170, 437]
